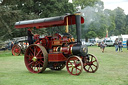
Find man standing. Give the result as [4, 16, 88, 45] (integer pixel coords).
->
[27, 27, 34, 45]
[114, 39, 118, 52]
[118, 40, 123, 52]
[126, 39, 128, 50]
[11, 41, 14, 49]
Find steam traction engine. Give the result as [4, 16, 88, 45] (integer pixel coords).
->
[15, 13, 99, 75]
[12, 40, 29, 56]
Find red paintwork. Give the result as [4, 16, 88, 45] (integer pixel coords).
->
[60, 47, 69, 54]
[48, 53, 67, 62]
[15, 15, 84, 29]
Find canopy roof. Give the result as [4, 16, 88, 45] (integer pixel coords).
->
[15, 14, 84, 29]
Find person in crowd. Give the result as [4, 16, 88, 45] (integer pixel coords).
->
[27, 27, 34, 45]
[11, 41, 14, 49]
[11, 41, 14, 55]
[114, 38, 118, 52]
[118, 40, 123, 52]
[126, 39, 128, 50]
[101, 41, 106, 53]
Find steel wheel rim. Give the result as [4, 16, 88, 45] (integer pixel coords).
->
[83, 54, 99, 73]
[12, 44, 21, 56]
[66, 56, 83, 75]
[24, 44, 48, 73]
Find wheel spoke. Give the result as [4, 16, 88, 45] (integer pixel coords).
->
[26, 54, 33, 61]
[33, 66, 36, 70]
[36, 50, 41, 57]
[92, 63, 97, 67]
[38, 61, 43, 66]
[68, 66, 72, 68]
[73, 60, 77, 65]
[41, 60, 44, 63]
[37, 57, 44, 59]
[34, 46, 36, 56]
[76, 68, 77, 74]
[92, 60, 97, 63]
[29, 51, 34, 57]
[76, 63, 81, 67]
[90, 56, 93, 62]
[28, 61, 34, 66]
[26, 54, 32, 58]
[30, 47, 34, 54]
[71, 68, 74, 73]
[38, 64, 41, 72]
[69, 62, 73, 65]
[76, 67, 81, 71]
[88, 66, 91, 71]
[90, 66, 94, 72]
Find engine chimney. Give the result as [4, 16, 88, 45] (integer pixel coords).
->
[75, 12, 81, 44]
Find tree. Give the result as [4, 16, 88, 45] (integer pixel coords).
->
[0, 0, 74, 40]
[113, 7, 126, 35]
[72, 0, 100, 9]
[125, 15, 128, 34]
[104, 9, 116, 36]
[81, 0, 107, 41]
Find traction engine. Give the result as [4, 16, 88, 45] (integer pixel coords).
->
[15, 12, 99, 75]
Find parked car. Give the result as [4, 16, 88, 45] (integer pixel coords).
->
[103, 40, 114, 47]
[0, 42, 12, 51]
[82, 41, 94, 46]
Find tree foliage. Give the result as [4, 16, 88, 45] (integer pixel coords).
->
[113, 7, 126, 35]
[0, 0, 74, 40]
[81, 1, 127, 41]
[0, 0, 128, 41]
[81, 1, 108, 40]
[72, 0, 100, 9]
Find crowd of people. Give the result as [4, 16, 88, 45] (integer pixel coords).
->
[114, 39, 123, 52]
[100, 39, 128, 53]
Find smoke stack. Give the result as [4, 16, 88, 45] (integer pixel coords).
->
[75, 12, 81, 44]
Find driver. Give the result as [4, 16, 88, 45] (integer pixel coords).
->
[27, 27, 35, 45]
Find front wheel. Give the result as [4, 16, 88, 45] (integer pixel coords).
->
[83, 54, 99, 73]
[66, 56, 83, 75]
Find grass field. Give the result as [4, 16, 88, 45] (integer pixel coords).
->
[0, 46, 128, 85]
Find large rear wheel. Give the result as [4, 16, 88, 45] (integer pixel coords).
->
[24, 44, 48, 73]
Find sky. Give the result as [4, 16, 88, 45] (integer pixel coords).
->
[101, 0, 128, 14]
[69, 0, 128, 15]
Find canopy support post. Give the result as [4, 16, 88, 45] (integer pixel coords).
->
[65, 17, 69, 33]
